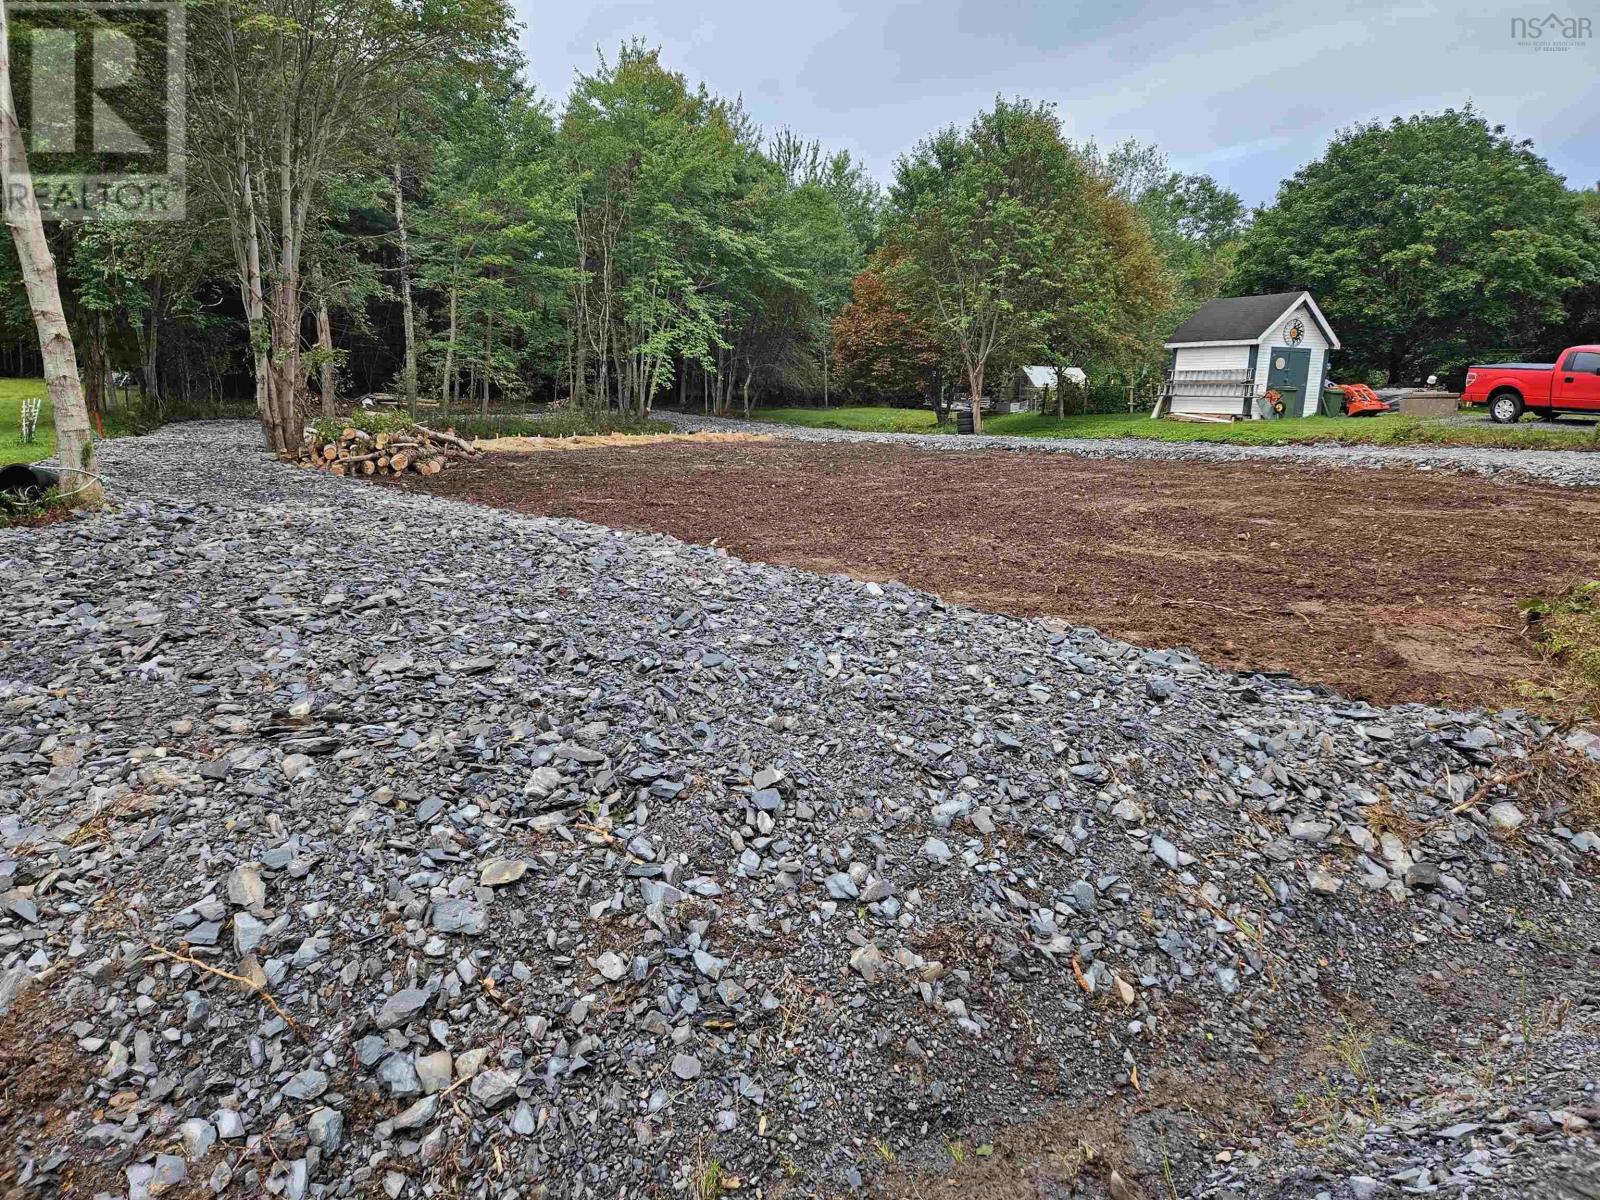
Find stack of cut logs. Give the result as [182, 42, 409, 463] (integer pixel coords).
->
[292, 424, 479, 478]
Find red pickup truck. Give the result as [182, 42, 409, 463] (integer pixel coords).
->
[1463, 345, 1600, 423]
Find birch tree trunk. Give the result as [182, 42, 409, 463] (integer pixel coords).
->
[441, 274, 457, 414]
[0, 0, 103, 507]
[571, 293, 585, 407]
[143, 278, 162, 408]
[217, 17, 279, 452]
[315, 299, 336, 420]
[268, 112, 305, 453]
[271, 99, 295, 447]
[392, 163, 417, 417]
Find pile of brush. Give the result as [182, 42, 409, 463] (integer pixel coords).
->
[292, 422, 479, 478]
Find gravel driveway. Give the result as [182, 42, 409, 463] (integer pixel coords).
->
[658, 410, 1600, 487]
[2, 422, 1597, 1199]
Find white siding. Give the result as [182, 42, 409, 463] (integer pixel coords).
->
[1176, 345, 1252, 372]
[1256, 300, 1331, 416]
[1170, 344, 1252, 416]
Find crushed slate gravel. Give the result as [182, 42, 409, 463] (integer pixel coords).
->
[1, 421, 1597, 1200]
[656, 410, 1600, 488]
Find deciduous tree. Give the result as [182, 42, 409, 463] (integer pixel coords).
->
[885, 100, 1167, 430]
[0, 0, 101, 506]
[831, 266, 941, 400]
[1230, 108, 1597, 382]
[186, 0, 515, 453]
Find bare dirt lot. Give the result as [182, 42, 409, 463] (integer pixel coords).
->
[386, 438, 1600, 711]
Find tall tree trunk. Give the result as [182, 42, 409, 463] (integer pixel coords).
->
[967, 363, 985, 433]
[235, 130, 276, 449]
[716, 344, 733, 415]
[315, 298, 335, 420]
[392, 163, 417, 417]
[143, 278, 162, 408]
[442, 275, 457, 414]
[567, 312, 579, 406]
[270, 110, 301, 453]
[480, 309, 492, 417]
[86, 314, 106, 435]
[0, 5, 102, 507]
[571, 308, 585, 408]
[269, 279, 300, 452]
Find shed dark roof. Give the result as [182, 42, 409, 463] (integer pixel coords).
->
[1167, 292, 1305, 344]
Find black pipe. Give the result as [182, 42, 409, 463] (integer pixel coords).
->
[0, 463, 61, 499]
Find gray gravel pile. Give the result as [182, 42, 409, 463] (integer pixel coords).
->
[656, 410, 1600, 488]
[1, 422, 1596, 1199]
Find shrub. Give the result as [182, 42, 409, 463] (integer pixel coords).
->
[0, 485, 64, 528]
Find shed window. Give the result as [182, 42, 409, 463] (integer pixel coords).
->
[1273, 355, 1287, 370]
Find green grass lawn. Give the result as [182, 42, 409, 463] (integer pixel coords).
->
[751, 405, 1600, 452]
[0, 379, 54, 465]
[752, 405, 945, 433]
[0, 379, 170, 467]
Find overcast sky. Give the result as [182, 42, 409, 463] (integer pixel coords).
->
[515, 0, 1599, 207]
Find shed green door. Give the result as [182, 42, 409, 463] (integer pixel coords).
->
[1266, 347, 1311, 417]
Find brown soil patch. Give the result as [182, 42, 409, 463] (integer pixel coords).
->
[0, 504, 73, 530]
[383, 439, 1600, 710]
[0, 985, 117, 1196]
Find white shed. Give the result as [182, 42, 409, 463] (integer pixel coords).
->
[1156, 292, 1340, 420]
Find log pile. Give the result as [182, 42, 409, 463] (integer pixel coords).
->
[291, 423, 479, 478]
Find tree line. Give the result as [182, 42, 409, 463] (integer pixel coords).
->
[0, 0, 1251, 450]
[1, 0, 1596, 473]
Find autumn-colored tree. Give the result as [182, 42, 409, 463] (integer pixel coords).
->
[831, 266, 941, 401]
[885, 99, 1168, 430]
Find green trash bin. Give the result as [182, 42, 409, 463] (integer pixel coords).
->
[1318, 387, 1344, 417]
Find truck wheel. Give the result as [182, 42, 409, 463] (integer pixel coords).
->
[1488, 392, 1524, 424]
